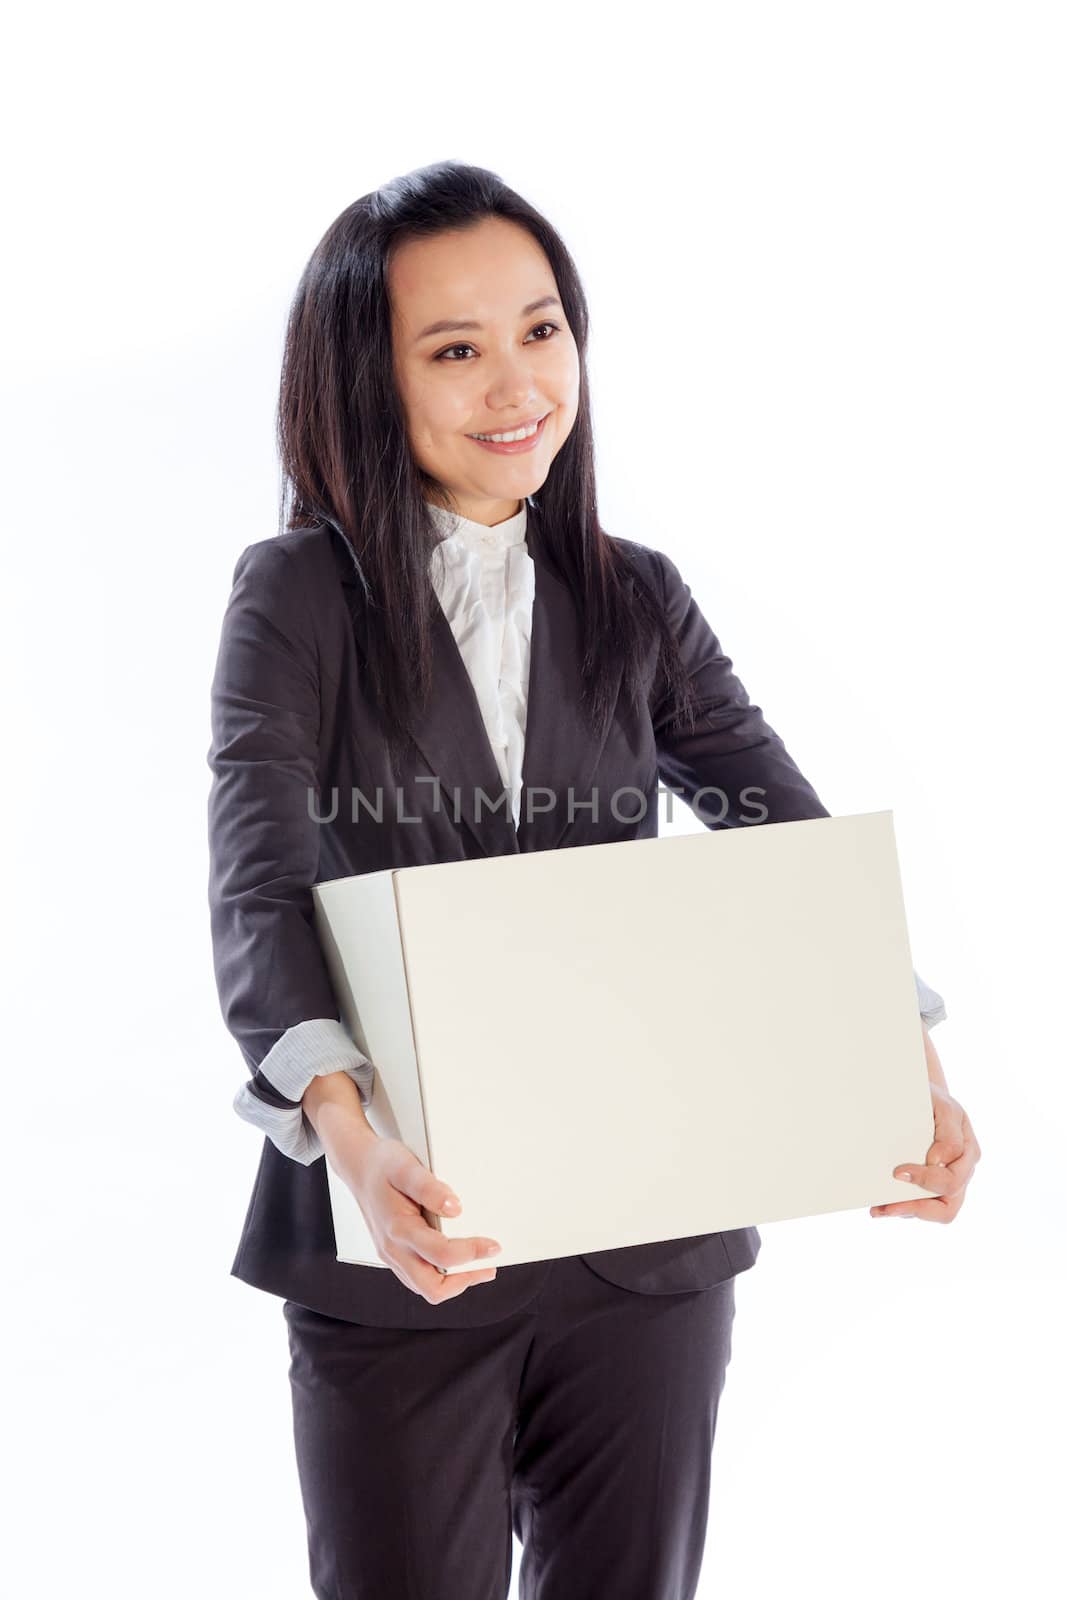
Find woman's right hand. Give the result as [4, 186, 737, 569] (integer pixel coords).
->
[327, 1117, 503, 1304]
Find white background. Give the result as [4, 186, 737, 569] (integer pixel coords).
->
[5, 2, 1063, 1594]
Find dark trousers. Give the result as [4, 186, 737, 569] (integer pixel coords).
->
[283, 1251, 739, 1599]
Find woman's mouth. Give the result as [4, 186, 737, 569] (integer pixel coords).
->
[466, 413, 549, 455]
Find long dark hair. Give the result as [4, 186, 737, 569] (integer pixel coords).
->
[277, 160, 698, 768]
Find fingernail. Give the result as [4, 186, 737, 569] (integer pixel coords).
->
[897, 1171, 912, 1182]
[486, 1243, 501, 1255]
[442, 1197, 460, 1213]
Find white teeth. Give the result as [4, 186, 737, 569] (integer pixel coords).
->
[471, 418, 542, 443]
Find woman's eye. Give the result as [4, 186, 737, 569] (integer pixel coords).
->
[435, 322, 561, 362]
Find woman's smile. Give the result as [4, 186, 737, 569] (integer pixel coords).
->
[466, 411, 551, 455]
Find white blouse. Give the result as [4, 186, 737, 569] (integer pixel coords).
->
[233, 499, 947, 1163]
[425, 497, 535, 832]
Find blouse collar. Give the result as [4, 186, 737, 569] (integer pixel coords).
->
[425, 497, 528, 554]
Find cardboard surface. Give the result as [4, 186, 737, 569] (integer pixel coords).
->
[313, 812, 937, 1272]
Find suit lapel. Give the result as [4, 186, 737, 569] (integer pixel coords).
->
[331, 517, 625, 860]
[405, 597, 521, 859]
[515, 553, 624, 856]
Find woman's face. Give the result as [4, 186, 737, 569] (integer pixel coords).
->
[389, 216, 580, 527]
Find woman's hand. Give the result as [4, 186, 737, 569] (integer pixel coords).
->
[871, 1025, 982, 1223]
[328, 1118, 504, 1303]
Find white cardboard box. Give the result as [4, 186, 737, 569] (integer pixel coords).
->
[311, 810, 938, 1272]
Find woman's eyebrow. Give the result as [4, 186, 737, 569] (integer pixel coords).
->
[415, 295, 561, 342]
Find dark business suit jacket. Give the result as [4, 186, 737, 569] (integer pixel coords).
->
[207, 500, 833, 1328]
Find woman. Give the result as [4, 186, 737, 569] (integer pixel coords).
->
[206, 160, 979, 1600]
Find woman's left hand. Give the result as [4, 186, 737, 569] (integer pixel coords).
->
[871, 1029, 982, 1223]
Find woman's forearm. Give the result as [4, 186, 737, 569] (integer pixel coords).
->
[303, 1070, 377, 1152]
[921, 1020, 949, 1091]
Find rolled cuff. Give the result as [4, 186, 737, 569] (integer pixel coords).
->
[913, 969, 948, 1029]
[232, 1018, 376, 1166]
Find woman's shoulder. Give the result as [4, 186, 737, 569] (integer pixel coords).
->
[219, 527, 350, 663]
[229, 524, 345, 595]
[613, 532, 701, 594]
[606, 532, 670, 593]
[264, 523, 339, 572]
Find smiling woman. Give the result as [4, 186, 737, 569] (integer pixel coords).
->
[389, 216, 580, 505]
[272, 163, 701, 783]
[206, 157, 963, 1600]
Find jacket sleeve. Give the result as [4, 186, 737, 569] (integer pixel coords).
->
[206, 538, 376, 1164]
[651, 549, 947, 1029]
